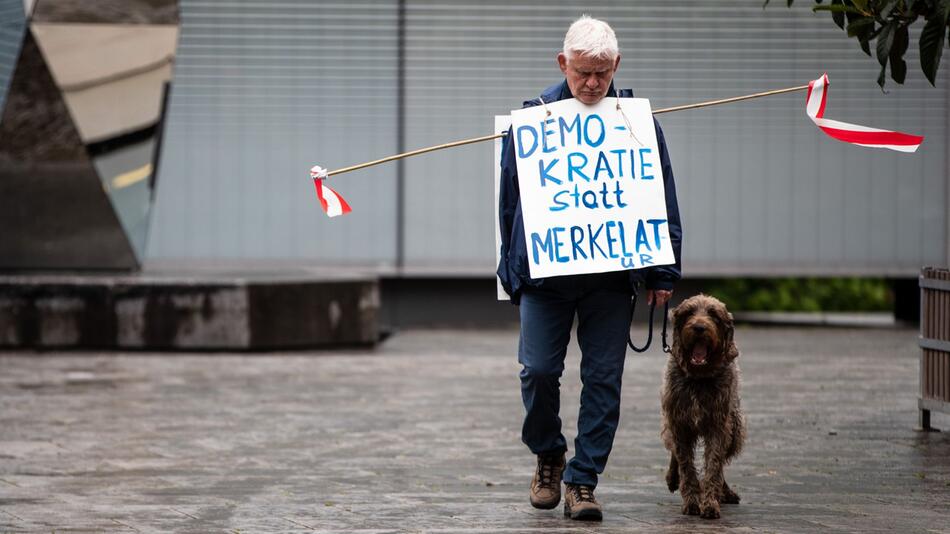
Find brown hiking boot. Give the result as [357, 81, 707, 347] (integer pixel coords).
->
[563, 483, 603, 521]
[529, 452, 565, 509]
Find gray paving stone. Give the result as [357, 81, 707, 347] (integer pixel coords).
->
[0, 326, 948, 533]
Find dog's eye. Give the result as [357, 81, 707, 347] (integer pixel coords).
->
[674, 309, 691, 325]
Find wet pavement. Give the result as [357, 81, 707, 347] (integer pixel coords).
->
[1, 326, 948, 533]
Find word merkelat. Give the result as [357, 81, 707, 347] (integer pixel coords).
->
[510, 97, 675, 279]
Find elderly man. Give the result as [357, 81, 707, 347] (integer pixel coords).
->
[497, 15, 683, 521]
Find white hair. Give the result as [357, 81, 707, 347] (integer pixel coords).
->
[563, 15, 619, 60]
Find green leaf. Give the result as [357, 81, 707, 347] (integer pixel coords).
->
[891, 55, 908, 82]
[851, 0, 869, 11]
[831, 0, 846, 29]
[844, 7, 858, 25]
[875, 21, 897, 89]
[919, 11, 948, 85]
[814, 4, 866, 14]
[844, 8, 873, 55]
[890, 24, 909, 83]
[879, 0, 901, 18]
[868, 22, 888, 39]
[846, 17, 875, 36]
[876, 21, 896, 67]
[892, 23, 910, 57]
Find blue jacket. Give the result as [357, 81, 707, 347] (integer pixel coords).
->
[497, 80, 683, 304]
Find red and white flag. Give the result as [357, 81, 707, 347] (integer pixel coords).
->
[806, 73, 923, 153]
[310, 165, 352, 218]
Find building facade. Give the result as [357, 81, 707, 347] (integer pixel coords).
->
[146, 0, 950, 278]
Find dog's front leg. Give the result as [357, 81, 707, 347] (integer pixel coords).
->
[700, 434, 727, 519]
[671, 437, 701, 515]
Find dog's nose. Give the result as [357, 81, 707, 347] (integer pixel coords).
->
[691, 325, 706, 334]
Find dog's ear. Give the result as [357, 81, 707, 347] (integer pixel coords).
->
[723, 311, 739, 362]
[668, 303, 688, 368]
[671, 338, 691, 373]
[671, 300, 690, 325]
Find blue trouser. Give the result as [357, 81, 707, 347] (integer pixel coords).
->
[518, 271, 632, 488]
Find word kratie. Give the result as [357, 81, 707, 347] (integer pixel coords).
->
[531, 218, 668, 269]
[515, 113, 656, 212]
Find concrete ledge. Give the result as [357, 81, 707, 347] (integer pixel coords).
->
[0, 271, 379, 350]
[733, 311, 896, 328]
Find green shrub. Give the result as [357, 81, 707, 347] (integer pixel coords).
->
[704, 278, 892, 312]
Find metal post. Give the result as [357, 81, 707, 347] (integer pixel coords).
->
[395, 0, 406, 273]
[920, 271, 928, 430]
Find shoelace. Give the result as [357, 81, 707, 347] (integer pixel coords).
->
[571, 484, 595, 503]
[536, 457, 560, 487]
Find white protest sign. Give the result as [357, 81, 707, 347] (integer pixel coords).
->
[510, 98, 675, 279]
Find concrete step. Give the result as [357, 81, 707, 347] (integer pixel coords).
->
[0, 271, 378, 350]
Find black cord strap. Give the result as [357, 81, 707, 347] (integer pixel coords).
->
[627, 290, 672, 354]
[660, 300, 671, 353]
[627, 291, 653, 353]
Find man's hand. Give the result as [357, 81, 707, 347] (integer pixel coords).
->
[647, 289, 672, 307]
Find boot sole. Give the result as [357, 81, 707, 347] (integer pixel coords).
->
[530, 497, 560, 510]
[564, 506, 603, 521]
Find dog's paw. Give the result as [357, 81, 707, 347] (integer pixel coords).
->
[681, 497, 701, 516]
[699, 500, 721, 519]
[720, 486, 740, 504]
[666, 468, 679, 493]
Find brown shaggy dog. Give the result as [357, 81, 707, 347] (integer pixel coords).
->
[661, 294, 745, 520]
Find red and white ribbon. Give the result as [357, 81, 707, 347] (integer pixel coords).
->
[806, 73, 923, 153]
[310, 165, 352, 218]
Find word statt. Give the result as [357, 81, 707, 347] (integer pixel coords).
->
[510, 97, 675, 279]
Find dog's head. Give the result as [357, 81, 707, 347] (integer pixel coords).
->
[670, 294, 738, 376]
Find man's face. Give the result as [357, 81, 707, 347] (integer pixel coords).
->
[557, 52, 620, 105]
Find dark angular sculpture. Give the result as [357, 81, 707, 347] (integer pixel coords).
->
[0, 0, 179, 270]
[0, 0, 27, 113]
[0, 1, 382, 350]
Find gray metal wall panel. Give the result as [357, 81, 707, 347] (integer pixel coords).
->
[148, 0, 947, 276]
[146, 1, 400, 267]
[400, 0, 947, 275]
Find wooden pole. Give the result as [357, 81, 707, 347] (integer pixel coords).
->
[327, 84, 810, 177]
[328, 133, 505, 176]
[652, 84, 809, 115]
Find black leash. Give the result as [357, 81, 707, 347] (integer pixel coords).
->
[627, 289, 672, 354]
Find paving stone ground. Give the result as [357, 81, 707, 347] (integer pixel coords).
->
[1, 326, 949, 533]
